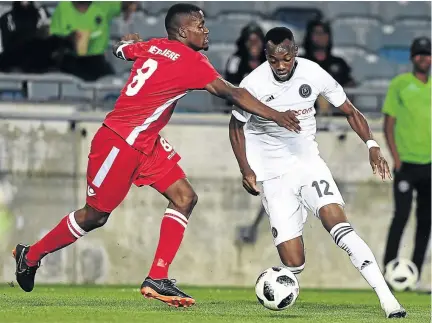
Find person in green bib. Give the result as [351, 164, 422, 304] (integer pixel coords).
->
[50, 1, 136, 81]
[382, 37, 431, 291]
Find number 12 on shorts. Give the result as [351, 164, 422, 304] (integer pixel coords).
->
[312, 180, 334, 198]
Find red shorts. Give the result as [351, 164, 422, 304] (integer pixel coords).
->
[86, 125, 185, 213]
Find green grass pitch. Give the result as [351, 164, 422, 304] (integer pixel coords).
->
[0, 285, 430, 323]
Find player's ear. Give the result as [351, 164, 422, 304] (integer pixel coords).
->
[294, 45, 299, 56]
[178, 26, 187, 39]
[264, 44, 270, 59]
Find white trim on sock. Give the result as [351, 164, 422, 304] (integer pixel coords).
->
[67, 212, 87, 238]
[165, 208, 188, 224]
[284, 263, 305, 274]
[330, 222, 354, 246]
[330, 222, 350, 236]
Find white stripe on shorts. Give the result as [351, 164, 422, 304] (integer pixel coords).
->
[92, 147, 120, 188]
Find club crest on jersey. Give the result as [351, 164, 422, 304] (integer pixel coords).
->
[299, 84, 312, 98]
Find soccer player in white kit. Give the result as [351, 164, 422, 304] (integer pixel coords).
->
[229, 27, 406, 319]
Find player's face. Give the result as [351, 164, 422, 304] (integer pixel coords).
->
[183, 11, 209, 51]
[265, 39, 298, 82]
[412, 54, 431, 73]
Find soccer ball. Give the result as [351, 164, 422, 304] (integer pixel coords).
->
[255, 266, 300, 311]
[384, 258, 419, 291]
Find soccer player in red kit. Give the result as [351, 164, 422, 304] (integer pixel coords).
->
[12, 3, 300, 307]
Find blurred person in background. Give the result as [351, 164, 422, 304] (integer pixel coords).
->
[50, 1, 136, 81]
[0, 1, 72, 73]
[302, 20, 355, 115]
[382, 37, 431, 292]
[225, 23, 266, 87]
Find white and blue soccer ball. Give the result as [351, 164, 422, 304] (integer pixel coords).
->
[384, 258, 419, 291]
[255, 266, 300, 311]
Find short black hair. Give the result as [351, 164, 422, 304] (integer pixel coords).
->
[264, 27, 295, 45]
[165, 3, 202, 35]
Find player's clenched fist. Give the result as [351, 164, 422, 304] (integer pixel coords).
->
[274, 111, 301, 133]
[242, 168, 260, 196]
[369, 147, 392, 181]
[121, 33, 143, 43]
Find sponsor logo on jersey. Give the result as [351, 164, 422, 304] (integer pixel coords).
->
[293, 107, 314, 116]
[299, 84, 312, 98]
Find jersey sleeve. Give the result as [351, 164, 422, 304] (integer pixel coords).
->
[231, 78, 255, 123]
[382, 78, 400, 117]
[114, 41, 146, 61]
[317, 66, 347, 107]
[187, 54, 220, 89]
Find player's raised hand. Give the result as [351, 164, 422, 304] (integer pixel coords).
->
[369, 147, 392, 181]
[274, 111, 301, 133]
[121, 33, 143, 43]
[242, 168, 260, 196]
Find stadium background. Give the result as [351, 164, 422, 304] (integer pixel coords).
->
[0, 1, 430, 290]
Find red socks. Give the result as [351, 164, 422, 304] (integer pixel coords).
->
[148, 208, 188, 279]
[26, 212, 87, 266]
[25, 208, 187, 280]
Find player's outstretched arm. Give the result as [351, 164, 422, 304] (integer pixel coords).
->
[229, 115, 260, 196]
[205, 78, 301, 132]
[338, 99, 391, 180]
[112, 33, 143, 61]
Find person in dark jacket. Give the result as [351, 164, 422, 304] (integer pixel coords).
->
[302, 19, 355, 114]
[0, 1, 72, 73]
[303, 19, 355, 87]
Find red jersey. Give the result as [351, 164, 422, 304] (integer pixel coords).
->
[103, 38, 220, 154]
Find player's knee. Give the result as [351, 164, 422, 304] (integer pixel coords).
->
[75, 205, 110, 231]
[171, 190, 198, 214]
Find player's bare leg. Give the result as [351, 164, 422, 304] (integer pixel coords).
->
[277, 236, 306, 275]
[141, 177, 197, 308]
[319, 203, 406, 319]
[13, 204, 109, 292]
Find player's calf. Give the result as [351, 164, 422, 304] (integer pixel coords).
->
[13, 205, 109, 292]
[148, 178, 197, 281]
[277, 236, 306, 274]
[319, 205, 406, 318]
